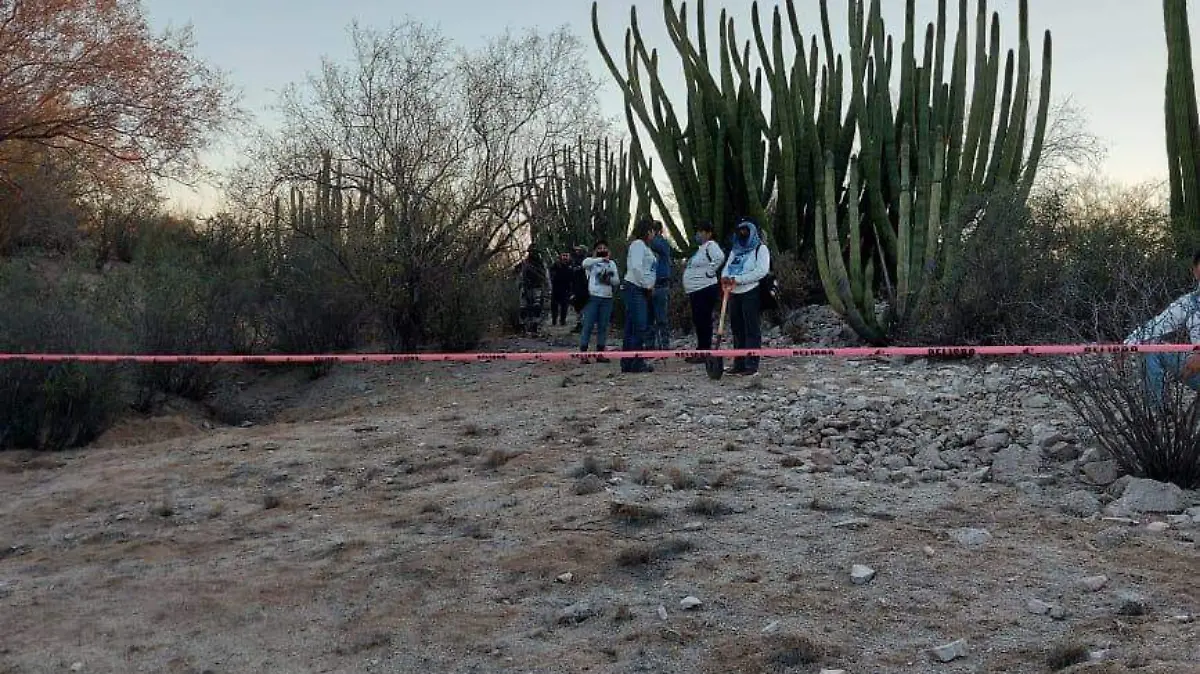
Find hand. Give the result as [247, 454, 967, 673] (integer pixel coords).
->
[721, 277, 736, 291]
[1182, 354, 1200, 379]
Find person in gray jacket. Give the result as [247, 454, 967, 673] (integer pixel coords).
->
[682, 222, 725, 364]
[579, 240, 620, 363]
[621, 220, 659, 373]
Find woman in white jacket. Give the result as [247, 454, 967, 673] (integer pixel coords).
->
[579, 240, 620, 362]
[720, 219, 770, 376]
[682, 222, 725, 364]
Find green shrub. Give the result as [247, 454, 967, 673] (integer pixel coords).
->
[132, 219, 262, 404]
[912, 183, 1182, 346]
[263, 237, 369, 354]
[0, 260, 129, 450]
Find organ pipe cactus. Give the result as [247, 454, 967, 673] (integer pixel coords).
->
[815, 0, 1052, 343]
[1164, 0, 1200, 242]
[522, 137, 634, 259]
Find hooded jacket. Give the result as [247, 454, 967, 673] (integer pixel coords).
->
[720, 221, 771, 295]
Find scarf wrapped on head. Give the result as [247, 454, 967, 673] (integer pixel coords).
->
[724, 220, 762, 277]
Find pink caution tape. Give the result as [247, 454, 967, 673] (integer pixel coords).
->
[0, 343, 1193, 364]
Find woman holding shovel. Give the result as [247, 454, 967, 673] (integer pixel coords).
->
[719, 219, 771, 377]
[682, 222, 725, 364]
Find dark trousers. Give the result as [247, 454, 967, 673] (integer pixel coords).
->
[688, 284, 720, 350]
[729, 289, 762, 372]
[551, 294, 570, 325]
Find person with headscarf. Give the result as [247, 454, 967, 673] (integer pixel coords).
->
[720, 219, 771, 376]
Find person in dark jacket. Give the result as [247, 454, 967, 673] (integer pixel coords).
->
[549, 251, 573, 326]
[569, 246, 589, 332]
[649, 222, 673, 350]
[515, 245, 549, 336]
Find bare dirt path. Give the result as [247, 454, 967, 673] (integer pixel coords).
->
[1, 348, 1197, 673]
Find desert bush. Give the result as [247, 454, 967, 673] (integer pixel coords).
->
[131, 218, 262, 403]
[0, 259, 129, 450]
[262, 236, 369, 354]
[1055, 357, 1200, 489]
[911, 182, 1183, 346]
[0, 160, 86, 256]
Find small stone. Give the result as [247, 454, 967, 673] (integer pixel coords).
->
[762, 620, 781, 634]
[680, 596, 703, 611]
[557, 600, 596, 625]
[1093, 526, 1134, 550]
[1049, 605, 1067, 620]
[850, 564, 876, 585]
[1186, 506, 1200, 523]
[1079, 575, 1108, 592]
[1146, 521, 1170, 533]
[1027, 599, 1052, 615]
[700, 415, 728, 428]
[950, 527, 992, 549]
[1082, 461, 1120, 486]
[1060, 490, 1102, 518]
[70, 664, 83, 673]
[656, 604, 669, 621]
[923, 545, 936, 557]
[929, 639, 968, 662]
[1024, 394, 1053, 409]
[975, 433, 1010, 450]
[555, 572, 574, 583]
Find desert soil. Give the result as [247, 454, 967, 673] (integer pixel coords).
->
[1, 329, 1198, 674]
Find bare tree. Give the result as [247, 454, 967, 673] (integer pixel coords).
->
[245, 19, 604, 349]
[259, 20, 602, 262]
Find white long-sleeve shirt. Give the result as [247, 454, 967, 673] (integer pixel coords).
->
[1125, 290, 1200, 344]
[624, 240, 656, 290]
[582, 257, 620, 298]
[683, 240, 726, 294]
[721, 245, 771, 295]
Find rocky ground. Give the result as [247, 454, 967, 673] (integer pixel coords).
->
[0, 313, 1198, 673]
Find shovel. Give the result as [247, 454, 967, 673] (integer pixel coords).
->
[706, 285, 733, 380]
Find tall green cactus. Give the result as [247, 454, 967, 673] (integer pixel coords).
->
[815, 0, 1052, 343]
[1164, 0, 1200, 242]
[522, 137, 634, 259]
[593, 0, 777, 248]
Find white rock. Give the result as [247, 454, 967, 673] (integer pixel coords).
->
[1027, 599, 1052, 615]
[850, 564, 877, 585]
[1110, 478, 1185, 514]
[762, 620, 781, 633]
[69, 664, 83, 673]
[699, 414, 728, 428]
[555, 572, 574, 583]
[1146, 521, 1170, 533]
[929, 639, 968, 662]
[950, 527, 992, 548]
[656, 604, 669, 621]
[1079, 575, 1108, 592]
[680, 596, 703, 610]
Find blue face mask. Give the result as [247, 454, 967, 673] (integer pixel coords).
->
[693, 234, 704, 245]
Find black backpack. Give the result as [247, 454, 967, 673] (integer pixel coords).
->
[756, 245, 780, 312]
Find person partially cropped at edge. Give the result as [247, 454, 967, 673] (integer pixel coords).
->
[1122, 250, 1200, 404]
[579, 240, 620, 363]
[720, 219, 770, 376]
[682, 222, 726, 364]
[621, 220, 659, 374]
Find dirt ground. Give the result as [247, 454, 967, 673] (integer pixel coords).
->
[1, 333, 1198, 674]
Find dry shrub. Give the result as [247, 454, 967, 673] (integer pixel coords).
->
[614, 537, 693, 567]
[1055, 357, 1200, 488]
[609, 501, 664, 525]
[1045, 642, 1091, 671]
[687, 497, 731, 517]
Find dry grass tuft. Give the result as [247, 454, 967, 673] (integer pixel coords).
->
[609, 501, 665, 525]
[1045, 642, 1090, 671]
[614, 538, 694, 567]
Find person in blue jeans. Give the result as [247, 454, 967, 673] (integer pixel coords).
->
[622, 220, 659, 373]
[1123, 250, 1200, 405]
[579, 240, 620, 363]
[650, 222, 673, 350]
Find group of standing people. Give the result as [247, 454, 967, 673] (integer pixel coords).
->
[515, 217, 772, 377]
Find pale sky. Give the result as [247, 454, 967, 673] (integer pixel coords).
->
[143, 0, 1185, 214]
